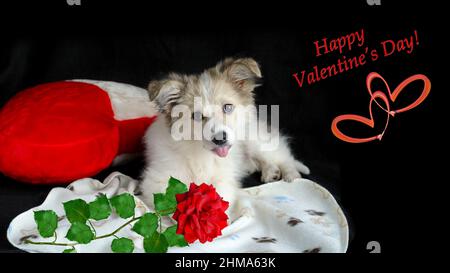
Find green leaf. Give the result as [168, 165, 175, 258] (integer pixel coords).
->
[110, 193, 135, 219]
[63, 199, 90, 224]
[153, 177, 188, 216]
[163, 225, 188, 247]
[62, 248, 76, 253]
[66, 222, 94, 244]
[143, 232, 169, 253]
[89, 194, 111, 220]
[131, 213, 158, 238]
[33, 210, 58, 238]
[111, 237, 134, 253]
[166, 177, 188, 197]
[153, 193, 177, 215]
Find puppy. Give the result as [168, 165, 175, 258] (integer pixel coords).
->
[140, 58, 309, 214]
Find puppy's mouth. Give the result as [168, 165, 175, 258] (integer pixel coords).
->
[212, 145, 231, 157]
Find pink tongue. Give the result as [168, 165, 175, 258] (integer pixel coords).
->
[214, 146, 230, 157]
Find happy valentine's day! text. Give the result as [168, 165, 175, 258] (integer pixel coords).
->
[292, 29, 420, 88]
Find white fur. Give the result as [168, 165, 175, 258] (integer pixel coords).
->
[140, 113, 310, 215]
[141, 117, 243, 207]
[140, 58, 310, 216]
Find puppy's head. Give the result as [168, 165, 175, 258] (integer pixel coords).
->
[148, 57, 262, 157]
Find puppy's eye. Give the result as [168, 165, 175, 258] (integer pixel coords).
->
[223, 104, 234, 114]
[192, 111, 203, 121]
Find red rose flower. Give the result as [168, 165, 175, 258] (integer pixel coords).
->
[172, 183, 229, 244]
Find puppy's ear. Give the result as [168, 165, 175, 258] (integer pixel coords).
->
[148, 75, 184, 113]
[219, 58, 262, 93]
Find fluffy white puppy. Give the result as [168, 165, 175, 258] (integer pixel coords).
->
[140, 58, 309, 213]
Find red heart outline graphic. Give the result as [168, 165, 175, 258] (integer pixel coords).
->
[331, 91, 391, 143]
[366, 72, 431, 116]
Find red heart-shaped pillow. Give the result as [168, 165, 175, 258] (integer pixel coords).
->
[0, 81, 157, 184]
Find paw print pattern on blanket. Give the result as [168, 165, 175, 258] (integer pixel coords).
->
[273, 195, 295, 204]
[304, 209, 332, 229]
[252, 237, 277, 243]
[305, 209, 326, 216]
[303, 247, 322, 253]
[287, 217, 304, 226]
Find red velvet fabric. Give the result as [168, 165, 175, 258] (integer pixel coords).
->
[0, 81, 155, 184]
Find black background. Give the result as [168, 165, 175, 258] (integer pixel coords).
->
[0, 0, 442, 260]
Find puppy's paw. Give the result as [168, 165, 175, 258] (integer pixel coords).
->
[295, 160, 310, 175]
[261, 165, 281, 183]
[282, 170, 302, 182]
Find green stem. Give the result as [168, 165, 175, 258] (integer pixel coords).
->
[24, 216, 142, 247]
[94, 216, 140, 240]
[24, 240, 78, 247]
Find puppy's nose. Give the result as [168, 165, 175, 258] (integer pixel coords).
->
[212, 131, 227, 146]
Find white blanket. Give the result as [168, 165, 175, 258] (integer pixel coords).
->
[7, 172, 348, 253]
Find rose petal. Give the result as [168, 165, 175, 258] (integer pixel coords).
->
[173, 182, 229, 245]
[176, 192, 187, 203]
